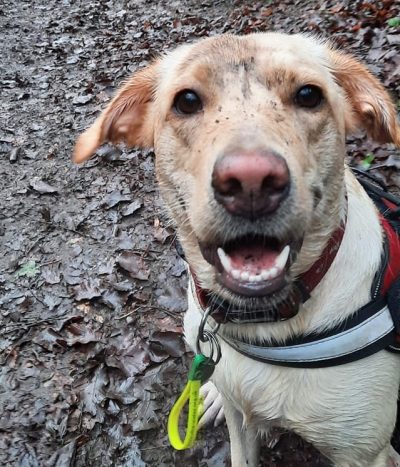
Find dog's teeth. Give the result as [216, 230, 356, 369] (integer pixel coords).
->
[275, 245, 290, 271]
[261, 270, 271, 280]
[232, 269, 241, 279]
[217, 245, 289, 283]
[241, 271, 250, 281]
[217, 247, 232, 273]
[269, 267, 279, 279]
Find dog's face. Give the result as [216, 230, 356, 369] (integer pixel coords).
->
[74, 33, 400, 319]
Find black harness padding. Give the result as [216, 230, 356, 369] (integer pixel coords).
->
[387, 280, 400, 352]
[354, 169, 400, 354]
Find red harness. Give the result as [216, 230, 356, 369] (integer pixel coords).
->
[380, 212, 400, 295]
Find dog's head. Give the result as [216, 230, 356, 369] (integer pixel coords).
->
[74, 33, 400, 319]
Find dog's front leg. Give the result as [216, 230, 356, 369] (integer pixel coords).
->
[389, 446, 400, 467]
[369, 445, 394, 467]
[223, 397, 261, 467]
[330, 444, 392, 467]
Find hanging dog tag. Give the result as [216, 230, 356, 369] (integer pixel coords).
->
[167, 354, 215, 450]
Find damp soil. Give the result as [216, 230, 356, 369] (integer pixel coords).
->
[1, 1, 399, 466]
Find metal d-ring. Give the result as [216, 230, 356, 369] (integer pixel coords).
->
[196, 330, 222, 365]
[198, 307, 220, 341]
[196, 308, 222, 365]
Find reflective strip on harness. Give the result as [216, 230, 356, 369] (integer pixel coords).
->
[221, 305, 395, 367]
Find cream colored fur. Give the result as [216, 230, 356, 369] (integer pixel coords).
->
[73, 33, 400, 467]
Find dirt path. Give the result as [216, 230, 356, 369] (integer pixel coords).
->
[1, 1, 399, 465]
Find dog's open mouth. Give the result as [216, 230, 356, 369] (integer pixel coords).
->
[199, 235, 291, 297]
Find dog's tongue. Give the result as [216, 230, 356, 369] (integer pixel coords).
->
[228, 245, 279, 273]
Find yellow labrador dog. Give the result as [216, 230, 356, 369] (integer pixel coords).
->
[74, 33, 400, 467]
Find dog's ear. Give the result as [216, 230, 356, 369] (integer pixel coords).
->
[73, 62, 159, 163]
[329, 49, 400, 146]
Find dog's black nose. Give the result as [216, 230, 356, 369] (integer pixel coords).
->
[212, 149, 290, 218]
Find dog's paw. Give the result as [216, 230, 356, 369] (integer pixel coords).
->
[198, 381, 225, 428]
[389, 446, 400, 467]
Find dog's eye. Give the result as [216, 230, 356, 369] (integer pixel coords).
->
[295, 85, 323, 109]
[173, 90, 203, 115]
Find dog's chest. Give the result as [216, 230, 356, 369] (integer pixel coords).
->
[184, 299, 400, 448]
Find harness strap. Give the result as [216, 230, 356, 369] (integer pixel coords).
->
[221, 301, 395, 368]
[381, 215, 400, 295]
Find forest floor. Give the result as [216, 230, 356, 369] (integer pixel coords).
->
[1, 0, 399, 465]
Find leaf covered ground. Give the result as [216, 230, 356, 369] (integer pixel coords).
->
[1, 1, 399, 465]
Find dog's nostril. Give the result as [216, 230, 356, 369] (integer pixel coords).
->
[217, 177, 242, 197]
[261, 175, 286, 194]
